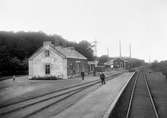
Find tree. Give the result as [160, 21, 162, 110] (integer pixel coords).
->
[98, 55, 110, 66]
[76, 40, 94, 61]
[0, 31, 95, 75]
[150, 61, 167, 78]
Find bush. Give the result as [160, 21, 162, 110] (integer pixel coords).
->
[30, 76, 62, 80]
[150, 61, 167, 79]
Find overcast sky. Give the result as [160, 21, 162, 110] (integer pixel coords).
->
[0, 0, 167, 62]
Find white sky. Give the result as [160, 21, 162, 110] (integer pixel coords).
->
[0, 0, 167, 62]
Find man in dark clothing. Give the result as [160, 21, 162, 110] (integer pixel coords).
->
[100, 72, 106, 85]
[93, 69, 96, 76]
[81, 71, 85, 80]
[13, 75, 16, 81]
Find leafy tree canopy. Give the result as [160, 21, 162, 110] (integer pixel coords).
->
[150, 61, 167, 78]
[98, 55, 110, 66]
[0, 31, 94, 76]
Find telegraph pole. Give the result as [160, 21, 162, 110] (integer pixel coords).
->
[149, 56, 151, 63]
[119, 40, 122, 57]
[92, 40, 97, 67]
[94, 40, 97, 57]
[129, 44, 131, 58]
[88, 40, 97, 57]
[107, 48, 109, 56]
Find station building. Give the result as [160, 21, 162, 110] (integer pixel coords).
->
[88, 60, 98, 73]
[28, 41, 88, 79]
[104, 59, 114, 69]
[104, 58, 129, 70]
[113, 58, 126, 69]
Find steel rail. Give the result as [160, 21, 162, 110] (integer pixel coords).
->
[0, 73, 121, 117]
[126, 71, 139, 118]
[0, 81, 99, 115]
[0, 79, 98, 108]
[144, 72, 159, 118]
[0, 73, 121, 109]
[22, 73, 123, 118]
[22, 82, 99, 118]
[126, 71, 159, 118]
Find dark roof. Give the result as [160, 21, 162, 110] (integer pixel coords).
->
[55, 46, 87, 59]
[29, 44, 87, 60]
[104, 60, 114, 65]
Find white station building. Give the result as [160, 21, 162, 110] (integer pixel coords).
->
[28, 41, 88, 79]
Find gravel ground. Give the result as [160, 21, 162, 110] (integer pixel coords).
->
[0, 77, 96, 106]
[0, 71, 123, 118]
[148, 72, 167, 118]
[0, 71, 121, 107]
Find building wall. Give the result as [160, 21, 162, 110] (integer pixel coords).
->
[62, 59, 68, 79]
[67, 58, 88, 76]
[29, 47, 68, 79]
[28, 60, 33, 77]
[88, 61, 97, 72]
[113, 59, 125, 69]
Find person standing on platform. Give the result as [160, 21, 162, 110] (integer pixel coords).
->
[93, 69, 96, 76]
[81, 71, 85, 80]
[13, 75, 16, 81]
[100, 72, 106, 85]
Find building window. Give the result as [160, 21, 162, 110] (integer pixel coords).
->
[45, 50, 50, 57]
[45, 64, 50, 74]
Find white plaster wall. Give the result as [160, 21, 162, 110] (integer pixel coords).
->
[62, 59, 67, 79]
[28, 60, 33, 78]
[29, 46, 67, 79]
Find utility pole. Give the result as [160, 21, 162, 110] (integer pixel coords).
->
[129, 44, 131, 58]
[92, 40, 97, 67]
[94, 40, 97, 57]
[88, 40, 97, 57]
[107, 48, 109, 56]
[149, 56, 151, 63]
[119, 40, 122, 57]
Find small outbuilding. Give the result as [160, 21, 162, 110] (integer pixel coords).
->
[113, 58, 125, 69]
[88, 60, 98, 72]
[104, 59, 114, 69]
[28, 41, 88, 79]
[104, 58, 128, 70]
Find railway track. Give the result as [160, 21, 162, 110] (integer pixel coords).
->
[0, 75, 24, 82]
[0, 73, 121, 118]
[126, 71, 159, 118]
[0, 76, 11, 81]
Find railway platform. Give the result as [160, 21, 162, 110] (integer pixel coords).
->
[53, 72, 134, 118]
